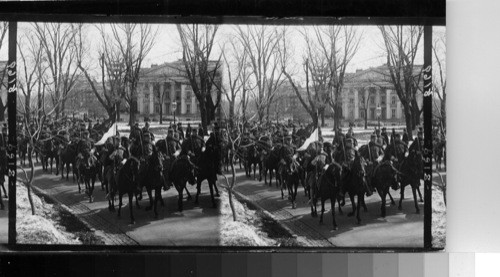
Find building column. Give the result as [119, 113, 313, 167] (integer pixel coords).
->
[396, 96, 402, 119]
[376, 87, 381, 106]
[386, 89, 391, 119]
[170, 81, 176, 115]
[160, 83, 166, 114]
[138, 83, 144, 114]
[191, 91, 196, 114]
[342, 91, 348, 119]
[181, 85, 186, 114]
[149, 84, 154, 115]
[354, 89, 359, 119]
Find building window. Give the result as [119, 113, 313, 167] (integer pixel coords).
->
[370, 108, 375, 119]
[392, 96, 396, 105]
[360, 109, 365, 119]
[381, 92, 386, 105]
[155, 104, 160, 114]
[349, 110, 354, 119]
[186, 104, 191, 114]
[392, 109, 396, 118]
[349, 98, 354, 104]
[143, 93, 149, 103]
[370, 96, 375, 104]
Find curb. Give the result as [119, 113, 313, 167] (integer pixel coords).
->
[29, 183, 105, 242]
[231, 189, 304, 246]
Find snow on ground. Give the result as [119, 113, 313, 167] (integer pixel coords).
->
[432, 181, 447, 248]
[219, 189, 278, 247]
[16, 183, 81, 245]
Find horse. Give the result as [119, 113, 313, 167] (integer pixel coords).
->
[261, 146, 281, 187]
[58, 142, 77, 181]
[156, 138, 192, 200]
[194, 145, 220, 209]
[113, 157, 142, 224]
[314, 162, 343, 230]
[40, 138, 59, 174]
[433, 139, 446, 171]
[77, 154, 99, 203]
[372, 161, 400, 217]
[170, 156, 197, 212]
[342, 154, 369, 224]
[281, 156, 302, 209]
[17, 135, 29, 166]
[140, 149, 166, 218]
[399, 151, 424, 214]
[244, 144, 262, 181]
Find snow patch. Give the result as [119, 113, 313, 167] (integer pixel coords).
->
[219, 190, 277, 247]
[16, 183, 81, 245]
[432, 184, 446, 248]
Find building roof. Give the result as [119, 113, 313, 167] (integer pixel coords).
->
[139, 59, 221, 85]
[344, 64, 423, 88]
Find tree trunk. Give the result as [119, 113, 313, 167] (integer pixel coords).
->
[228, 145, 237, 221]
[441, 92, 446, 135]
[228, 101, 235, 129]
[159, 104, 163, 124]
[320, 110, 326, 127]
[129, 98, 138, 126]
[27, 143, 36, 215]
[116, 102, 121, 122]
[364, 108, 368, 129]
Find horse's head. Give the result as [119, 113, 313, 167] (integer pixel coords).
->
[127, 157, 141, 182]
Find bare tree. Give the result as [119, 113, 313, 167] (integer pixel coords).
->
[17, 29, 64, 215]
[378, 25, 424, 132]
[236, 25, 285, 125]
[177, 24, 223, 134]
[152, 81, 170, 124]
[76, 24, 130, 127]
[282, 26, 361, 129]
[433, 30, 446, 138]
[33, 23, 81, 120]
[218, 37, 249, 128]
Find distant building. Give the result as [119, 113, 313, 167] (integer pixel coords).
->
[64, 76, 109, 119]
[137, 60, 222, 121]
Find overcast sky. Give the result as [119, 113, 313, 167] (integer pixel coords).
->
[0, 23, 445, 85]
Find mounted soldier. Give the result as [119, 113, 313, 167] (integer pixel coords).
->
[409, 130, 424, 156]
[206, 125, 224, 175]
[359, 134, 385, 193]
[129, 122, 143, 144]
[162, 128, 181, 188]
[180, 128, 205, 166]
[381, 127, 390, 146]
[383, 133, 408, 168]
[142, 119, 155, 142]
[76, 130, 96, 168]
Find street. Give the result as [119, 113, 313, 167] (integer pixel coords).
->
[16, 160, 431, 247]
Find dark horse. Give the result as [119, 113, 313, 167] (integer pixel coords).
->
[244, 144, 262, 180]
[372, 161, 399, 217]
[343, 154, 369, 224]
[170, 157, 197, 212]
[280, 157, 302, 209]
[40, 138, 59, 174]
[399, 151, 424, 214]
[194, 145, 220, 208]
[140, 149, 166, 218]
[314, 162, 343, 230]
[18, 135, 29, 166]
[261, 146, 281, 187]
[77, 155, 99, 203]
[113, 157, 142, 224]
[58, 142, 77, 181]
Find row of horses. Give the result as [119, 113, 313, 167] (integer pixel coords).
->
[17, 134, 223, 225]
[230, 139, 425, 230]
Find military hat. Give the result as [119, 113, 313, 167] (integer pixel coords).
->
[346, 133, 352, 139]
[177, 122, 182, 126]
[417, 130, 423, 136]
[323, 141, 332, 148]
[382, 127, 387, 131]
[394, 133, 401, 138]
[345, 137, 354, 143]
[370, 134, 377, 139]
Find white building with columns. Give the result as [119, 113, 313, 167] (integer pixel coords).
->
[137, 60, 221, 121]
[340, 64, 423, 122]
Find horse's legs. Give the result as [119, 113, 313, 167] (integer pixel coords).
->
[412, 185, 420, 214]
[153, 187, 161, 218]
[185, 186, 192, 200]
[331, 198, 338, 230]
[361, 195, 368, 212]
[417, 185, 424, 202]
[195, 180, 202, 205]
[128, 193, 135, 224]
[398, 184, 405, 211]
[337, 198, 344, 215]
[319, 199, 325, 224]
[145, 186, 154, 211]
[356, 194, 362, 224]
[209, 180, 216, 208]
[213, 180, 220, 197]
[258, 163, 263, 182]
[1, 182, 7, 199]
[117, 193, 123, 218]
[347, 192, 357, 218]
[379, 189, 387, 218]
[178, 186, 184, 212]
[388, 191, 396, 206]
